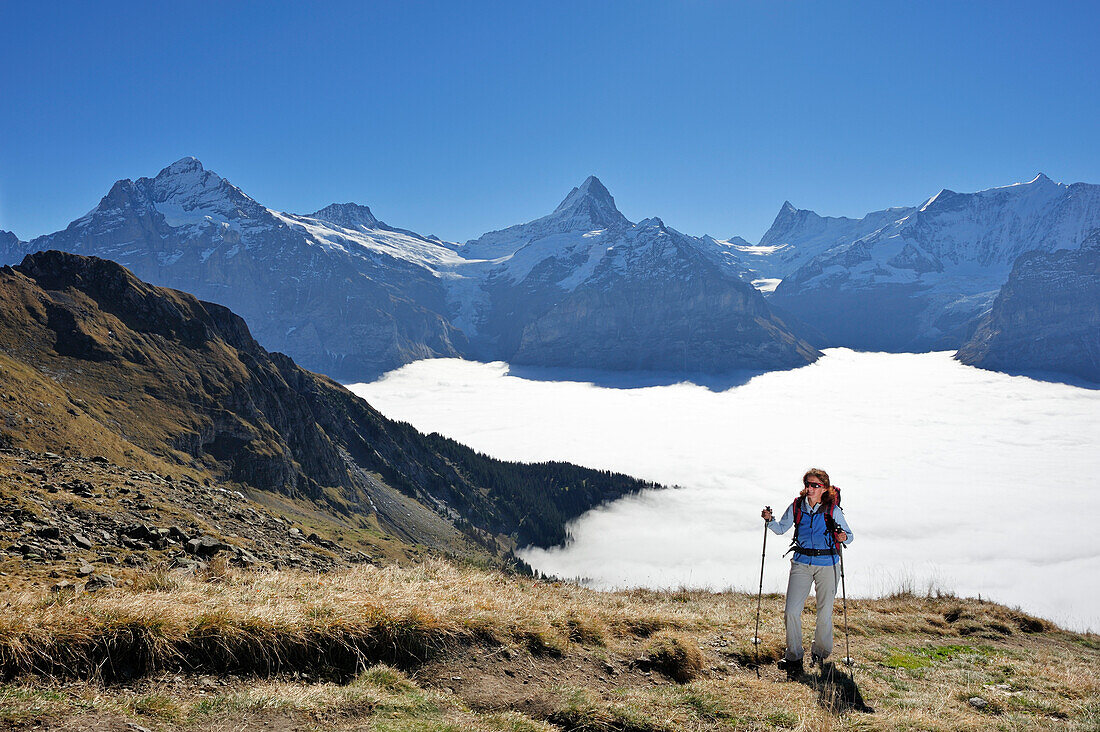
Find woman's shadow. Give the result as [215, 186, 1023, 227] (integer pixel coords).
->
[802, 662, 875, 714]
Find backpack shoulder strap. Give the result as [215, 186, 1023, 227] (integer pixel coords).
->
[790, 496, 803, 546]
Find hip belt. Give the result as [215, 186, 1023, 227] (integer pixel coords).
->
[790, 546, 836, 557]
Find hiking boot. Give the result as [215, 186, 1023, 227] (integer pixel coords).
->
[811, 652, 825, 670]
[777, 658, 804, 679]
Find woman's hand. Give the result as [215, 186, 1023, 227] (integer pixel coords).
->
[835, 531, 848, 543]
[761, 507, 773, 521]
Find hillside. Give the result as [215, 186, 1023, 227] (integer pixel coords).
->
[0, 251, 657, 558]
[0, 559, 1095, 731]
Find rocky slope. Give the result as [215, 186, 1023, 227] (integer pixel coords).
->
[955, 231, 1100, 382]
[763, 175, 1100, 351]
[0, 251, 657, 553]
[0, 448, 370, 593]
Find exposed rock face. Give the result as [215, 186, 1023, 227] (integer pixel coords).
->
[955, 232, 1100, 382]
[0, 251, 656, 547]
[14, 158, 466, 380]
[764, 175, 1100, 351]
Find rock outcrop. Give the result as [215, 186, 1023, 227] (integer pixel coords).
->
[955, 232, 1100, 382]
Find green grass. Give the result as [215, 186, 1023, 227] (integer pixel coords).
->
[916, 643, 996, 661]
[882, 652, 930, 670]
[884, 643, 1000, 670]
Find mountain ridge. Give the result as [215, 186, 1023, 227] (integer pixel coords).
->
[0, 250, 659, 549]
[8, 160, 1098, 381]
[8, 162, 819, 378]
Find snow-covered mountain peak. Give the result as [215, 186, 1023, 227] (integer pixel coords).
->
[158, 156, 205, 177]
[548, 175, 630, 231]
[457, 176, 631, 260]
[308, 203, 381, 231]
[151, 157, 231, 201]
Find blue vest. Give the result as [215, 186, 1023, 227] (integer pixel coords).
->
[793, 499, 839, 566]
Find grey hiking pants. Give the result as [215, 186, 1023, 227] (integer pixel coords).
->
[783, 559, 839, 662]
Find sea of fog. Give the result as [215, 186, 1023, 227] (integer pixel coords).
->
[348, 350, 1100, 632]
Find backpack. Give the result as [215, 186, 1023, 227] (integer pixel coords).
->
[788, 486, 844, 555]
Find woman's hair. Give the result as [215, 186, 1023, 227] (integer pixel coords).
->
[799, 468, 838, 506]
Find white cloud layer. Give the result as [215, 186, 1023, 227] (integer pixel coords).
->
[349, 350, 1100, 632]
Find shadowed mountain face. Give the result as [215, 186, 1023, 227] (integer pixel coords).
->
[0, 251, 657, 548]
[955, 232, 1100, 383]
[459, 187, 820, 371]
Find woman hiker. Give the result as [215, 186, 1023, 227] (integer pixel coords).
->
[761, 468, 853, 679]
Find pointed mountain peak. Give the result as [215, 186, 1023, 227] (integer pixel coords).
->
[554, 175, 613, 212]
[1028, 172, 1054, 185]
[549, 175, 629, 230]
[771, 201, 810, 223]
[308, 202, 381, 230]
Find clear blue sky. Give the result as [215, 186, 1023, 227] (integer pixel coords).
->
[2, 1, 1098, 243]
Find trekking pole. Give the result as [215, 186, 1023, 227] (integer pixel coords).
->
[836, 541, 852, 668]
[825, 515, 852, 668]
[753, 506, 770, 678]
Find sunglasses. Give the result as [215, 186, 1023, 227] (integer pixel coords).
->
[805, 482, 825, 489]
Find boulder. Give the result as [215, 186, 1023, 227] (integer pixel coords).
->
[186, 536, 228, 557]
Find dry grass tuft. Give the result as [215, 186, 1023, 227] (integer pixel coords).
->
[642, 630, 705, 683]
